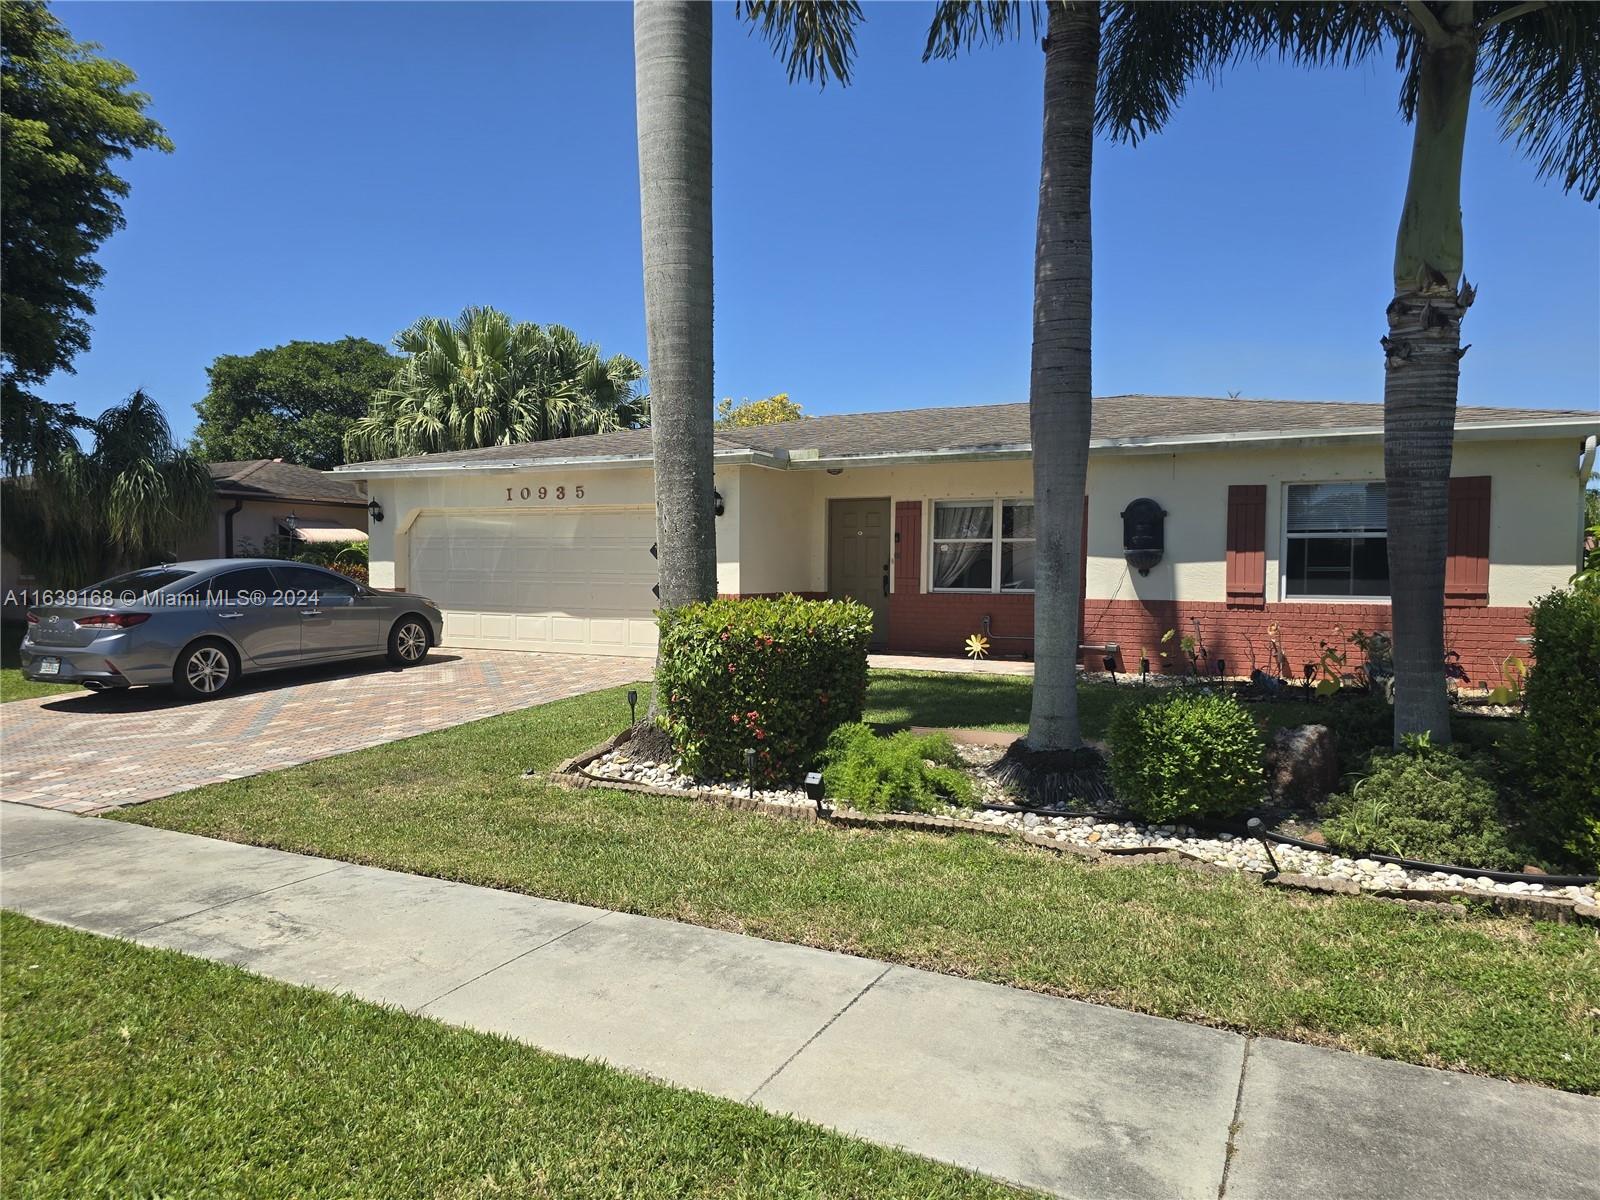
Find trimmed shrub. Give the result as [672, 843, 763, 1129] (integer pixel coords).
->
[1520, 581, 1600, 871]
[1322, 741, 1520, 870]
[1107, 691, 1264, 823]
[820, 723, 972, 814]
[656, 596, 872, 784]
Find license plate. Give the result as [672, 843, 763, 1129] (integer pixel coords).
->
[36, 658, 60, 676]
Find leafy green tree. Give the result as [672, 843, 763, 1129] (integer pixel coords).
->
[343, 307, 644, 462]
[715, 392, 804, 428]
[191, 337, 399, 469]
[1, 1, 172, 475]
[5, 389, 211, 585]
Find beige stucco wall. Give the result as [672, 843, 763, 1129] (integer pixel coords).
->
[732, 437, 1584, 608]
[357, 434, 1586, 611]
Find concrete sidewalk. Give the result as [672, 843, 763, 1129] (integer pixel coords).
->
[2, 803, 1594, 1200]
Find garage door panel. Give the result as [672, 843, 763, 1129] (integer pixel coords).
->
[409, 510, 659, 658]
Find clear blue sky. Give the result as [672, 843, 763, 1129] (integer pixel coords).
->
[43, 1, 1600, 442]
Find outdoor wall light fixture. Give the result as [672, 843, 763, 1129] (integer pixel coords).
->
[627, 689, 638, 726]
[826, 468, 843, 476]
[744, 747, 758, 797]
[368, 498, 384, 523]
[1119, 497, 1166, 575]
[803, 771, 827, 818]
[714, 490, 726, 517]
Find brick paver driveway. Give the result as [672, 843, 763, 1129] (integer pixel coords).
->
[0, 649, 646, 814]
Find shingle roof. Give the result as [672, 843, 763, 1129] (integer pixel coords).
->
[338, 395, 1595, 472]
[209, 460, 367, 505]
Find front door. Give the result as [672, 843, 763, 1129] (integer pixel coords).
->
[828, 498, 891, 647]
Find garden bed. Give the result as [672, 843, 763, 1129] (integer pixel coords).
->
[559, 730, 1599, 922]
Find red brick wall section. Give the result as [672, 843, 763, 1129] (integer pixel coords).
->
[885, 591, 1532, 686]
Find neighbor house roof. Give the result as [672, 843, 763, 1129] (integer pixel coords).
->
[210, 460, 368, 505]
[336, 396, 1598, 476]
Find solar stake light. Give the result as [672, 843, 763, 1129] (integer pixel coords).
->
[1215, 658, 1226, 679]
[744, 747, 757, 797]
[1101, 654, 1117, 683]
[627, 689, 638, 726]
[1247, 817, 1281, 881]
[803, 771, 826, 818]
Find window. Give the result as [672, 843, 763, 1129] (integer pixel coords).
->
[931, 499, 1035, 592]
[1284, 482, 1389, 599]
[181, 567, 280, 606]
[273, 564, 359, 599]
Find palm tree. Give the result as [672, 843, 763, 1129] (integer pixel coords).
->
[1101, 3, 1600, 742]
[634, 2, 718, 610]
[741, 1, 1202, 797]
[342, 306, 642, 462]
[6, 389, 211, 585]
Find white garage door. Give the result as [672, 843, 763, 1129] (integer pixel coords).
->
[407, 509, 659, 657]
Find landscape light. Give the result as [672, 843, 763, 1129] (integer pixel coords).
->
[803, 771, 827, 819]
[627, 689, 638, 726]
[744, 747, 757, 797]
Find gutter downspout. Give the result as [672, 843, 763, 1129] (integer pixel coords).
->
[223, 499, 244, 558]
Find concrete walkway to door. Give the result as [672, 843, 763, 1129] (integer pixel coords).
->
[0, 650, 645, 813]
[3, 803, 1594, 1200]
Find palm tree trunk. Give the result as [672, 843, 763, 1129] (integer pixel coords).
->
[635, 1, 718, 611]
[1384, 8, 1477, 745]
[1025, 1, 1098, 753]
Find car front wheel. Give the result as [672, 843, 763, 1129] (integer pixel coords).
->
[387, 617, 430, 667]
[174, 640, 237, 700]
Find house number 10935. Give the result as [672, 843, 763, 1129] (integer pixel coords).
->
[505, 485, 583, 501]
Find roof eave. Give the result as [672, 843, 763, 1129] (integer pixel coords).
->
[338, 447, 787, 478]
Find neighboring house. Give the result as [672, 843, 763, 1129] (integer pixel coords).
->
[180, 460, 369, 560]
[338, 396, 1597, 684]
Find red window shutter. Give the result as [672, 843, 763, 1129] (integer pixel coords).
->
[1446, 476, 1491, 607]
[1225, 485, 1267, 607]
[894, 501, 922, 593]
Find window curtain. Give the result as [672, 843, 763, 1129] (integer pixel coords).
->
[933, 503, 991, 589]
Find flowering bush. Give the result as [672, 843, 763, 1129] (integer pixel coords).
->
[655, 595, 873, 783]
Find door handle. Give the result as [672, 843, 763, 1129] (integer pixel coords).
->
[218, 612, 242, 620]
[300, 609, 322, 617]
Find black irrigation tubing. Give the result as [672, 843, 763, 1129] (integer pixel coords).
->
[974, 801, 1600, 887]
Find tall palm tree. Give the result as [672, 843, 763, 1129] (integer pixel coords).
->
[1101, 2, 1600, 742]
[634, 2, 718, 610]
[342, 306, 642, 462]
[6, 388, 211, 584]
[742, 1, 1207, 797]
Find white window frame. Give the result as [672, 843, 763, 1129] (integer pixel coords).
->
[1279, 480, 1392, 604]
[929, 498, 1036, 594]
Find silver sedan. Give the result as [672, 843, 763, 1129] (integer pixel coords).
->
[19, 559, 445, 700]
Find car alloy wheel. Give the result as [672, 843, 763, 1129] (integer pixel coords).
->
[397, 622, 428, 662]
[187, 645, 231, 693]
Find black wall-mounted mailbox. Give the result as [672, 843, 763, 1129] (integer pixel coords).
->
[1120, 497, 1167, 575]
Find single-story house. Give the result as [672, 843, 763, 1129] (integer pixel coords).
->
[338, 396, 1598, 684]
[178, 459, 370, 560]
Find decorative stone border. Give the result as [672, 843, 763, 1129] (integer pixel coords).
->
[550, 731, 1598, 927]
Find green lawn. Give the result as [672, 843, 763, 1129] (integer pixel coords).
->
[0, 913, 1021, 1199]
[114, 678, 1600, 1093]
[0, 621, 76, 703]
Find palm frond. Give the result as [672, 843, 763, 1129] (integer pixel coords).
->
[736, 0, 865, 86]
[923, 1, 1033, 62]
[1478, 2, 1600, 201]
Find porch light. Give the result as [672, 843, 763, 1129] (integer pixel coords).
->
[368, 498, 384, 523]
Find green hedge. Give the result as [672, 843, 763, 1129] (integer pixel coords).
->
[1521, 581, 1600, 871]
[1322, 742, 1521, 870]
[820, 723, 972, 814]
[1107, 691, 1264, 823]
[656, 596, 873, 784]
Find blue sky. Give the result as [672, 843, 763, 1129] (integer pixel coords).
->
[44, 1, 1600, 442]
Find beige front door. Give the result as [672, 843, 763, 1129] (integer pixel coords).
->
[828, 498, 891, 647]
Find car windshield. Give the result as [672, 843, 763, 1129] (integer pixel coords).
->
[87, 567, 195, 600]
